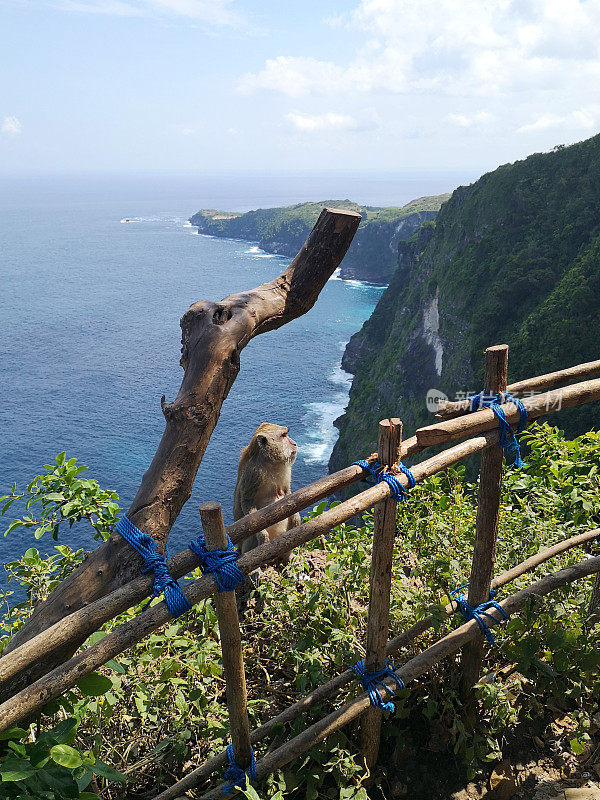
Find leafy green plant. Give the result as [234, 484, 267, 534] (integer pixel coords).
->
[1, 424, 600, 797]
[0, 717, 126, 799]
[1, 452, 119, 544]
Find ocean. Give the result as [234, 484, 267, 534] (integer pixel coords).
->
[0, 172, 466, 582]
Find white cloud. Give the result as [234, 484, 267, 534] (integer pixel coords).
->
[54, 0, 142, 15]
[239, 57, 348, 97]
[1, 116, 21, 136]
[285, 112, 369, 133]
[518, 107, 598, 134]
[240, 0, 600, 98]
[447, 112, 492, 128]
[53, 0, 243, 25]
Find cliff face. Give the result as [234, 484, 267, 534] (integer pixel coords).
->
[190, 197, 448, 284]
[330, 134, 600, 471]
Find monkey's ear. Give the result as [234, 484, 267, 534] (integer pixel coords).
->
[257, 434, 267, 447]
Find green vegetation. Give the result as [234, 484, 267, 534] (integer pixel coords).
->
[332, 134, 600, 468]
[190, 196, 450, 284]
[2, 424, 600, 798]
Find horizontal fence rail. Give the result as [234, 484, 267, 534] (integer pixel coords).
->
[437, 358, 600, 419]
[417, 376, 600, 447]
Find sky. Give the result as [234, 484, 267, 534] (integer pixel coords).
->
[1, 0, 600, 174]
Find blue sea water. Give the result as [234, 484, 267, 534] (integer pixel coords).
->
[0, 172, 466, 583]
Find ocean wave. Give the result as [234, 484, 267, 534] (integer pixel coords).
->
[298, 359, 353, 466]
[344, 278, 385, 290]
[328, 269, 387, 291]
[244, 245, 276, 258]
[299, 396, 347, 465]
[329, 362, 352, 388]
[119, 215, 189, 225]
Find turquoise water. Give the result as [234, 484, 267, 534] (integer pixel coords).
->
[0, 173, 459, 577]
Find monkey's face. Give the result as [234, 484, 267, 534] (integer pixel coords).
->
[255, 423, 298, 464]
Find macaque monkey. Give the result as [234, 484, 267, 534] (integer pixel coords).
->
[234, 423, 301, 559]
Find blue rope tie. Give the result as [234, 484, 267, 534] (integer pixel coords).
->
[223, 743, 257, 793]
[350, 658, 405, 712]
[116, 516, 192, 618]
[189, 534, 245, 592]
[450, 586, 508, 645]
[353, 459, 416, 502]
[469, 391, 527, 468]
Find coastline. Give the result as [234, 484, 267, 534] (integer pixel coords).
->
[189, 225, 391, 287]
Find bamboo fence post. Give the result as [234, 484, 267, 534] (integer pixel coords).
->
[460, 345, 508, 714]
[360, 418, 403, 770]
[200, 502, 253, 773]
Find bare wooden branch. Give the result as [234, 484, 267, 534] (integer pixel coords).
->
[154, 527, 600, 799]
[197, 556, 600, 799]
[416, 377, 600, 448]
[0, 208, 361, 699]
[200, 502, 252, 772]
[460, 345, 507, 709]
[437, 358, 600, 419]
[0, 431, 501, 732]
[361, 419, 402, 768]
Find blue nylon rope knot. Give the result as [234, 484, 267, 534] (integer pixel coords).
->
[469, 391, 527, 468]
[352, 459, 416, 502]
[450, 586, 508, 646]
[189, 534, 245, 592]
[350, 658, 405, 713]
[116, 516, 192, 618]
[223, 743, 257, 793]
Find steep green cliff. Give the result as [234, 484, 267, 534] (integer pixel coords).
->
[190, 196, 449, 284]
[331, 135, 600, 470]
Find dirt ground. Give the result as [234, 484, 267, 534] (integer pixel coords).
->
[376, 707, 600, 800]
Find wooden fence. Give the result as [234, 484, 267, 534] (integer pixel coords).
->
[1, 347, 600, 799]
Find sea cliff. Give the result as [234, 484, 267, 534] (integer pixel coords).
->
[330, 134, 600, 471]
[190, 196, 449, 284]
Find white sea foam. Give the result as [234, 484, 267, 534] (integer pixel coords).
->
[244, 245, 277, 259]
[299, 356, 354, 465]
[330, 362, 352, 388]
[119, 215, 189, 226]
[300, 397, 346, 465]
[329, 270, 386, 291]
